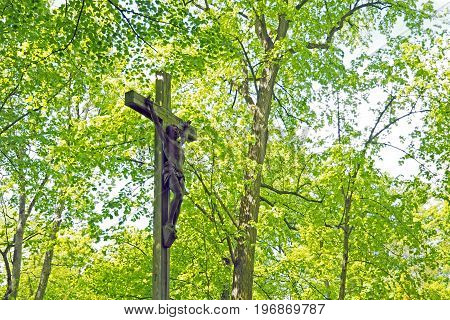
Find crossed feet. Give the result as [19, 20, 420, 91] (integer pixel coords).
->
[163, 224, 177, 248]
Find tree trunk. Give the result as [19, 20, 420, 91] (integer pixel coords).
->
[9, 193, 26, 300]
[1, 247, 13, 300]
[338, 226, 350, 299]
[338, 196, 352, 300]
[232, 65, 280, 299]
[8, 175, 48, 300]
[35, 203, 64, 300]
[231, 14, 288, 300]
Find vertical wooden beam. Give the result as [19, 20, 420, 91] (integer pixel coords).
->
[152, 72, 171, 300]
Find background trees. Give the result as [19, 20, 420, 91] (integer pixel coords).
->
[0, 0, 448, 300]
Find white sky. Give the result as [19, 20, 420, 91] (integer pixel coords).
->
[351, 1, 448, 179]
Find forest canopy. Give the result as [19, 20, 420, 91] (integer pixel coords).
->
[0, 0, 448, 300]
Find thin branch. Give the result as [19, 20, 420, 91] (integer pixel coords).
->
[123, 241, 148, 257]
[260, 196, 275, 207]
[236, 37, 259, 96]
[254, 280, 272, 299]
[0, 74, 72, 136]
[0, 107, 41, 136]
[295, 0, 310, 10]
[107, 0, 157, 52]
[187, 162, 239, 229]
[91, 138, 146, 151]
[299, 275, 329, 299]
[324, 221, 343, 230]
[283, 217, 299, 231]
[276, 82, 295, 101]
[22, 232, 42, 243]
[307, 1, 391, 50]
[49, 0, 85, 56]
[26, 173, 50, 218]
[0, 73, 24, 111]
[238, 11, 249, 19]
[261, 183, 323, 203]
[213, 191, 239, 229]
[273, 92, 303, 122]
[186, 194, 214, 222]
[261, 195, 306, 218]
[262, 194, 304, 233]
[365, 95, 396, 147]
[0, 148, 20, 175]
[8, 232, 42, 248]
[108, 3, 184, 30]
[375, 142, 437, 176]
[230, 89, 238, 110]
[1, 248, 12, 300]
[114, 156, 152, 167]
[367, 109, 430, 146]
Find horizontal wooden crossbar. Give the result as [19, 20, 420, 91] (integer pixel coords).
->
[125, 90, 197, 142]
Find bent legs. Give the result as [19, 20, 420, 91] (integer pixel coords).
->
[163, 174, 184, 248]
[169, 175, 184, 226]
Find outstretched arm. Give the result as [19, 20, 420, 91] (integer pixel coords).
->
[145, 98, 165, 142]
[179, 121, 191, 146]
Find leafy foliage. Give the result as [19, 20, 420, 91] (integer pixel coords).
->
[0, 0, 448, 300]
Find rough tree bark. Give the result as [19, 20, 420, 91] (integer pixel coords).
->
[7, 175, 48, 300]
[338, 162, 359, 300]
[1, 245, 13, 300]
[231, 14, 288, 300]
[338, 196, 352, 300]
[219, 0, 392, 300]
[35, 202, 64, 300]
[9, 193, 26, 300]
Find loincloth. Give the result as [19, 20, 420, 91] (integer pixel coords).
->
[163, 161, 184, 186]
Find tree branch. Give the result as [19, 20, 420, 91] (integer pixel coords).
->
[367, 109, 430, 146]
[273, 92, 303, 122]
[26, 173, 50, 218]
[295, 0, 310, 10]
[283, 217, 299, 231]
[186, 193, 236, 264]
[1, 248, 12, 300]
[275, 13, 289, 42]
[261, 183, 323, 203]
[123, 241, 148, 257]
[49, 0, 85, 56]
[107, 3, 184, 30]
[0, 74, 72, 136]
[0, 73, 24, 112]
[187, 162, 239, 229]
[236, 37, 259, 96]
[107, 0, 157, 52]
[375, 142, 437, 177]
[307, 1, 391, 50]
[365, 94, 396, 147]
[255, 14, 274, 51]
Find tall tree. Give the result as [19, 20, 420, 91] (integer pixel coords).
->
[163, 0, 433, 299]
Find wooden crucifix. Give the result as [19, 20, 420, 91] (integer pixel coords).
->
[124, 72, 196, 300]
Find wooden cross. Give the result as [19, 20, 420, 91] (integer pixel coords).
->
[124, 72, 196, 300]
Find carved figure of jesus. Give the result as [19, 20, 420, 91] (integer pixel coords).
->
[145, 98, 189, 248]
